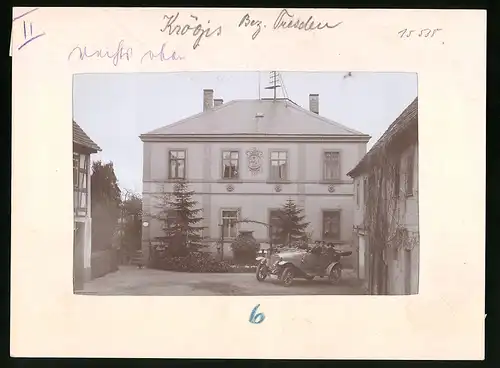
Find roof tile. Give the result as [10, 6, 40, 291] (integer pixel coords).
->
[73, 121, 101, 152]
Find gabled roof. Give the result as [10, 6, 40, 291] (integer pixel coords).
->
[141, 98, 370, 139]
[73, 121, 101, 152]
[347, 97, 418, 177]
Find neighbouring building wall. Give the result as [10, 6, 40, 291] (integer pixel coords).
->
[73, 150, 93, 283]
[142, 140, 366, 260]
[385, 143, 419, 295]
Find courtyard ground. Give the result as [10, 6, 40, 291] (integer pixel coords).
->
[77, 266, 367, 295]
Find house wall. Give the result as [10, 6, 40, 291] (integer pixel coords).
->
[354, 142, 419, 294]
[73, 151, 93, 284]
[142, 140, 367, 262]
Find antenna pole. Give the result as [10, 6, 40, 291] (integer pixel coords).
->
[264, 71, 282, 101]
[273, 71, 277, 100]
[258, 72, 261, 99]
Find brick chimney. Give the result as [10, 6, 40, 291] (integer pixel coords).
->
[203, 89, 214, 112]
[214, 98, 223, 107]
[309, 94, 319, 114]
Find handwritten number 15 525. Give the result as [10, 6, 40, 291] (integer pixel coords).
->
[398, 28, 442, 38]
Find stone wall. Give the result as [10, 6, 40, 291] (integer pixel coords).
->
[91, 249, 119, 279]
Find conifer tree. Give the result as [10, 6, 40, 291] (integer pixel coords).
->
[275, 198, 310, 245]
[157, 182, 204, 256]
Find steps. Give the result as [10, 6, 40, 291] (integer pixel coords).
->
[130, 250, 144, 269]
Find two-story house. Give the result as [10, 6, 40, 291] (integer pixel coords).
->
[73, 121, 101, 291]
[140, 89, 371, 262]
[348, 98, 418, 295]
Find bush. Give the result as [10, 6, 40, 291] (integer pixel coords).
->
[152, 251, 231, 273]
[230, 231, 259, 265]
[228, 264, 257, 273]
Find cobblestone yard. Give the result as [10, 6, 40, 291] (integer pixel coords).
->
[77, 266, 367, 296]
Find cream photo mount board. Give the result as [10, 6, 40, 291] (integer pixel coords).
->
[11, 7, 485, 359]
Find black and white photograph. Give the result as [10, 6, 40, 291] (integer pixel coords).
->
[73, 71, 419, 296]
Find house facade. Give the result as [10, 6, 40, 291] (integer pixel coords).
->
[73, 121, 101, 290]
[140, 89, 370, 262]
[348, 98, 419, 295]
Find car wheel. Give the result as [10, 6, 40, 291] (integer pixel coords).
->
[256, 263, 268, 281]
[279, 266, 294, 287]
[328, 264, 342, 285]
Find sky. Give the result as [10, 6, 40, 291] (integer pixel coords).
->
[73, 71, 417, 194]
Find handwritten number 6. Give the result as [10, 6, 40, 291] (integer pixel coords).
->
[249, 304, 265, 324]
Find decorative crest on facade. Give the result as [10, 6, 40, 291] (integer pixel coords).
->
[246, 147, 263, 175]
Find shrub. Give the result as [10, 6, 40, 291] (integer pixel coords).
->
[230, 231, 259, 265]
[228, 264, 257, 273]
[153, 251, 231, 273]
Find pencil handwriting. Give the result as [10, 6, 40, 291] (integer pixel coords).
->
[141, 43, 185, 63]
[273, 9, 342, 32]
[398, 28, 443, 38]
[12, 8, 45, 51]
[67, 40, 133, 66]
[160, 13, 222, 50]
[238, 13, 264, 40]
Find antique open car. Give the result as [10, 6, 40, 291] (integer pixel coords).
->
[255, 245, 352, 287]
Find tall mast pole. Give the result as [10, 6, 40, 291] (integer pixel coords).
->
[258, 71, 261, 100]
[273, 71, 277, 100]
[265, 71, 281, 101]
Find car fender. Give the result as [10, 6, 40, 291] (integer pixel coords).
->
[277, 260, 292, 267]
[326, 261, 342, 274]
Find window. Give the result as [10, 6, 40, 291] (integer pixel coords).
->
[405, 152, 414, 196]
[73, 152, 89, 216]
[394, 162, 400, 197]
[323, 151, 340, 180]
[169, 150, 186, 179]
[222, 151, 239, 179]
[356, 181, 360, 207]
[269, 209, 282, 240]
[323, 210, 341, 241]
[221, 210, 238, 238]
[363, 177, 368, 204]
[73, 153, 79, 188]
[270, 151, 288, 180]
[165, 209, 177, 230]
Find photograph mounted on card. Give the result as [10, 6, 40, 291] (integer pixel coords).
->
[10, 7, 485, 361]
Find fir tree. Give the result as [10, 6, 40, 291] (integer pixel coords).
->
[275, 198, 310, 245]
[157, 182, 205, 256]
